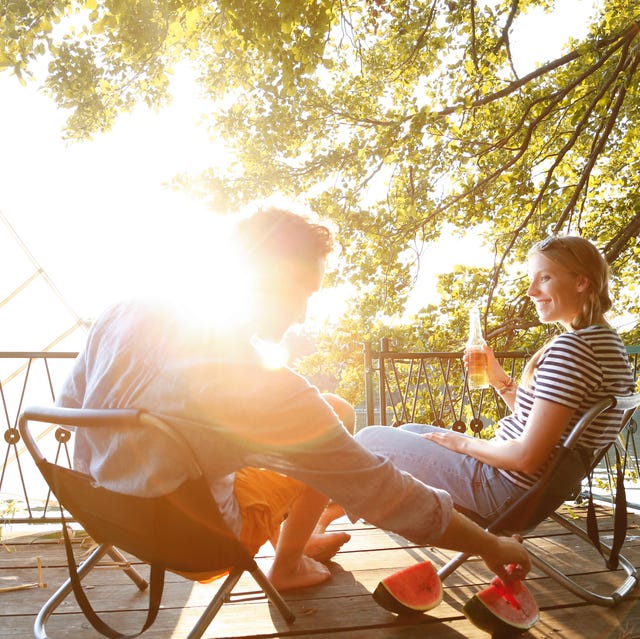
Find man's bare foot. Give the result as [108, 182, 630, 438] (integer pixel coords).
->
[315, 502, 347, 533]
[268, 555, 331, 592]
[304, 532, 351, 563]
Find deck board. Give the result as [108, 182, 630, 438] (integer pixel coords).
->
[2, 506, 640, 638]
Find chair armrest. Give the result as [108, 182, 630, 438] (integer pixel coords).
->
[563, 394, 640, 450]
[21, 406, 142, 428]
[563, 397, 616, 450]
[18, 406, 204, 480]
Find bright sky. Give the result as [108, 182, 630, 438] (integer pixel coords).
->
[0, 1, 599, 350]
[0, 67, 227, 303]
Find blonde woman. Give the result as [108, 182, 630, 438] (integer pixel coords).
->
[320, 236, 635, 528]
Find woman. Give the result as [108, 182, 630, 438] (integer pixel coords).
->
[320, 235, 635, 528]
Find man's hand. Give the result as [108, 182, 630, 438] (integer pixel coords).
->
[480, 535, 530, 582]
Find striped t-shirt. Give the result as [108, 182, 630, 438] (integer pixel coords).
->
[496, 325, 635, 489]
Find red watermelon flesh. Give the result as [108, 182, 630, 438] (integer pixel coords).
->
[463, 575, 539, 636]
[489, 574, 523, 608]
[372, 560, 443, 615]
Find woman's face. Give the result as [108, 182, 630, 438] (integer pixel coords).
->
[527, 252, 589, 330]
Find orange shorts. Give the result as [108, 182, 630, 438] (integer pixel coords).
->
[234, 467, 305, 555]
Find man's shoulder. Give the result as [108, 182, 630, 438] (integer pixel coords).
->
[93, 298, 175, 329]
[84, 299, 183, 355]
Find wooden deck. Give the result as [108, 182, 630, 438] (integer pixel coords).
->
[3, 504, 640, 638]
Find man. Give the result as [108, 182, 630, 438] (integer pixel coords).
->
[58, 206, 529, 592]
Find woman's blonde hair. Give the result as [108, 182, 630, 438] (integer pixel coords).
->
[521, 235, 611, 385]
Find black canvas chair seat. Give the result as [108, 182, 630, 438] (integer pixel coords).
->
[18, 406, 296, 639]
[438, 393, 640, 607]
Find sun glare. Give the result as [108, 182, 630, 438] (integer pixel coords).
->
[251, 336, 289, 369]
[129, 192, 352, 348]
[158, 204, 257, 333]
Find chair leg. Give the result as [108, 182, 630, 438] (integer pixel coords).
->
[528, 549, 637, 607]
[529, 512, 639, 607]
[250, 566, 296, 624]
[34, 543, 111, 639]
[186, 566, 296, 639]
[106, 546, 148, 590]
[186, 568, 244, 639]
[437, 551, 471, 581]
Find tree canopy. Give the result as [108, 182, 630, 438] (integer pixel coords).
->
[3, 0, 638, 401]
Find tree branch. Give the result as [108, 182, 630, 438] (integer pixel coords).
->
[603, 209, 640, 263]
[554, 46, 639, 232]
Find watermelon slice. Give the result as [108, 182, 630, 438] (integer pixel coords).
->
[463, 574, 539, 636]
[373, 560, 443, 615]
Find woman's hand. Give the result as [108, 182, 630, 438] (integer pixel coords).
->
[425, 397, 575, 474]
[463, 343, 510, 389]
[422, 429, 470, 454]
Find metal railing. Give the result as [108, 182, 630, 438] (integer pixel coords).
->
[364, 338, 640, 508]
[0, 352, 78, 526]
[1, 344, 638, 526]
[364, 339, 639, 429]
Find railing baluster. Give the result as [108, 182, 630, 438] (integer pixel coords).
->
[365, 339, 640, 509]
[0, 352, 77, 524]
[1, 345, 638, 526]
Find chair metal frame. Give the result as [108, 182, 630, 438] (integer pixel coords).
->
[437, 393, 640, 607]
[19, 406, 296, 639]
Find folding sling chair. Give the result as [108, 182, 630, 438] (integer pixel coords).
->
[438, 393, 640, 607]
[18, 406, 296, 639]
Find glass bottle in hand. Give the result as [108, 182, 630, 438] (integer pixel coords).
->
[466, 307, 489, 389]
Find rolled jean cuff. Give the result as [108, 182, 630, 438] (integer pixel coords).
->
[431, 485, 454, 540]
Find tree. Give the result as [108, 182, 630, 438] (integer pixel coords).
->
[2, 0, 638, 400]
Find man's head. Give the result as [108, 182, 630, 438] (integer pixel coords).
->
[233, 207, 333, 340]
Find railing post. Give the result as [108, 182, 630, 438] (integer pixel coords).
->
[364, 341, 374, 427]
[379, 338, 389, 426]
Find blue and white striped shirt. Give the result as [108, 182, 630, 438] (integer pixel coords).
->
[496, 325, 635, 489]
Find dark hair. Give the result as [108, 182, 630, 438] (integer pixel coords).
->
[529, 235, 611, 329]
[234, 207, 333, 268]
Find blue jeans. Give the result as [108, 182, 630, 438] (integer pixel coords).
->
[354, 423, 526, 520]
[174, 418, 455, 546]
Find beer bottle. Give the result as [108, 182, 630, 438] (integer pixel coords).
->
[466, 307, 489, 389]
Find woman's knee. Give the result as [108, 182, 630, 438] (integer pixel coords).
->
[354, 425, 398, 449]
[399, 423, 438, 435]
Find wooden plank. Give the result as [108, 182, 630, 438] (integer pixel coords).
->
[5, 575, 639, 639]
[3, 546, 639, 624]
[3, 514, 640, 639]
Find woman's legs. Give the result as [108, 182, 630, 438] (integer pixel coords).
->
[318, 424, 524, 531]
[355, 424, 522, 518]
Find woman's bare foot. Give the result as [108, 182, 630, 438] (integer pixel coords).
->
[304, 532, 350, 563]
[315, 502, 347, 533]
[268, 555, 332, 592]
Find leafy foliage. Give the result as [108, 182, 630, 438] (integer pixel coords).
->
[3, 0, 639, 400]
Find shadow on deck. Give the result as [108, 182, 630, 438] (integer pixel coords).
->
[3, 503, 640, 639]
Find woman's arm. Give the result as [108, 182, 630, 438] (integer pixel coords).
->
[423, 397, 575, 474]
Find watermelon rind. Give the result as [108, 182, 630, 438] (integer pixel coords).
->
[462, 579, 539, 637]
[372, 561, 443, 615]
